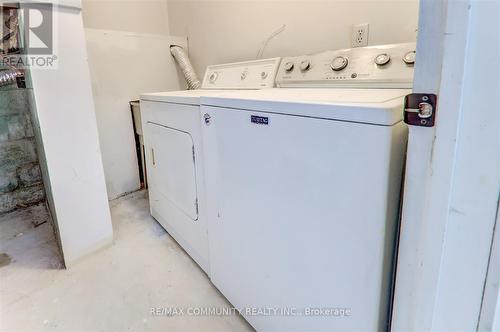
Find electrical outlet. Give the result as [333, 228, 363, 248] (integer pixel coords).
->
[351, 23, 369, 47]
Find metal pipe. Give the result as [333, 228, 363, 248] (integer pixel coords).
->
[0, 69, 22, 87]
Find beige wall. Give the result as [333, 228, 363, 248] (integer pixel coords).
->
[167, 0, 419, 77]
[81, 1, 175, 199]
[82, 0, 170, 34]
[85, 31, 185, 199]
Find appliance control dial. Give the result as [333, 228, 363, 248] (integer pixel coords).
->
[261, 71, 268, 79]
[240, 71, 248, 80]
[209, 72, 218, 83]
[284, 61, 295, 72]
[375, 53, 391, 66]
[403, 51, 416, 65]
[330, 56, 348, 71]
[300, 60, 311, 72]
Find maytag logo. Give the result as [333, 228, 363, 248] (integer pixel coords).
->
[251, 115, 269, 125]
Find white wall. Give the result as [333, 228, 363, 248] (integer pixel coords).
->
[82, 0, 169, 35]
[82, 0, 185, 199]
[28, 5, 113, 267]
[85, 30, 186, 199]
[167, 0, 419, 77]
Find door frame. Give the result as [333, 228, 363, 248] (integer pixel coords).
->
[392, 0, 500, 330]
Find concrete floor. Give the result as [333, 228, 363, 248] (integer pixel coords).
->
[0, 190, 253, 332]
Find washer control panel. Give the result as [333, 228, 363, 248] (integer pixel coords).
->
[276, 43, 416, 88]
[202, 57, 281, 89]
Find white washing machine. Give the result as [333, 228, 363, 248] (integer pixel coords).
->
[140, 58, 281, 274]
[200, 43, 415, 331]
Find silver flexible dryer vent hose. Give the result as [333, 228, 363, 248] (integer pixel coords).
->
[170, 45, 200, 90]
[0, 69, 22, 87]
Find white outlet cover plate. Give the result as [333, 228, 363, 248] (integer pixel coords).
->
[352, 23, 369, 47]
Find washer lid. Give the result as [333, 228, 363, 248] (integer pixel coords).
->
[201, 88, 411, 126]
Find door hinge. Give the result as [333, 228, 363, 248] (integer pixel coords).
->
[404, 93, 437, 127]
[192, 146, 196, 162]
[151, 148, 156, 166]
[195, 198, 199, 214]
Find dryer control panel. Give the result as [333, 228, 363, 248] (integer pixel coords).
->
[202, 57, 281, 90]
[276, 43, 416, 88]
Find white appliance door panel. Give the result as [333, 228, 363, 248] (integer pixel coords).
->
[148, 123, 198, 221]
[140, 100, 209, 273]
[201, 105, 406, 331]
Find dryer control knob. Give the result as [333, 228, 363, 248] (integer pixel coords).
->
[300, 60, 311, 71]
[209, 72, 218, 83]
[403, 51, 416, 65]
[375, 53, 391, 66]
[284, 61, 295, 72]
[330, 56, 348, 71]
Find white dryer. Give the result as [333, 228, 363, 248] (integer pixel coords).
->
[140, 58, 281, 274]
[200, 43, 415, 331]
